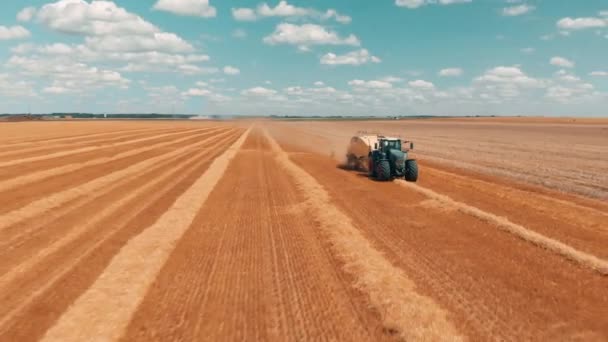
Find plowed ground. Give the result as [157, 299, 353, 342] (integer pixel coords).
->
[0, 120, 606, 341]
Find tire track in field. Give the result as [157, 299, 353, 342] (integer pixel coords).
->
[0, 132, 243, 341]
[122, 130, 392, 341]
[0, 126, 227, 194]
[0, 132, 243, 336]
[263, 130, 462, 341]
[0, 128, 238, 232]
[0, 127, 182, 161]
[0, 131, 243, 278]
[396, 180, 608, 275]
[0, 127, 207, 168]
[40, 128, 251, 342]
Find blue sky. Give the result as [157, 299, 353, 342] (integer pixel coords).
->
[0, 0, 607, 116]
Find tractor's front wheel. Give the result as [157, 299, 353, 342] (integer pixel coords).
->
[376, 160, 391, 181]
[405, 159, 418, 182]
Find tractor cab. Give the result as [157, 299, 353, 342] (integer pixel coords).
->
[379, 139, 402, 152]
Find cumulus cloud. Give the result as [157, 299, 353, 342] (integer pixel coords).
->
[85, 33, 193, 53]
[242, 86, 277, 96]
[153, 0, 216, 17]
[557, 17, 606, 30]
[264, 23, 361, 50]
[320, 49, 380, 66]
[0, 73, 37, 97]
[0, 26, 31, 40]
[7, 55, 130, 94]
[13, 0, 213, 77]
[474, 66, 545, 98]
[37, 0, 158, 36]
[502, 4, 535, 16]
[590, 71, 608, 76]
[550, 56, 575, 68]
[17, 7, 37, 22]
[395, 0, 472, 9]
[348, 79, 393, 89]
[232, 1, 351, 24]
[223, 66, 240, 75]
[232, 8, 257, 21]
[408, 80, 435, 89]
[263, 23, 360, 49]
[438, 68, 463, 77]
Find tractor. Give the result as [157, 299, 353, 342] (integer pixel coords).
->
[346, 133, 418, 182]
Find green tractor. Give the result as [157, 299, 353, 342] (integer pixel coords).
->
[346, 134, 418, 182]
[368, 137, 418, 182]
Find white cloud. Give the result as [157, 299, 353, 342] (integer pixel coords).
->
[438, 68, 463, 77]
[37, 0, 158, 36]
[263, 23, 360, 49]
[0, 26, 30, 40]
[322, 9, 352, 24]
[320, 49, 381, 66]
[557, 17, 606, 30]
[258, 1, 310, 17]
[233, 1, 351, 24]
[521, 47, 535, 54]
[590, 71, 608, 77]
[0, 73, 37, 97]
[232, 8, 258, 21]
[7, 55, 130, 93]
[183, 88, 212, 97]
[395, 0, 472, 9]
[408, 79, 435, 89]
[314, 81, 325, 86]
[502, 4, 535, 16]
[474, 66, 545, 99]
[550, 56, 575, 68]
[17, 7, 37, 22]
[153, 0, 216, 17]
[348, 80, 393, 89]
[223, 66, 240, 75]
[85, 33, 193, 53]
[242, 87, 277, 96]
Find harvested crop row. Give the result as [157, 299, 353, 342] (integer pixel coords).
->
[40, 128, 251, 342]
[0, 129, 245, 341]
[0, 127, 192, 161]
[0, 126, 228, 194]
[122, 129, 392, 341]
[0, 127, 211, 168]
[0, 130, 244, 285]
[0, 128, 238, 231]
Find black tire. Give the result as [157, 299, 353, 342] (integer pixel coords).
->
[368, 159, 376, 177]
[405, 159, 418, 182]
[376, 160, 391, 181]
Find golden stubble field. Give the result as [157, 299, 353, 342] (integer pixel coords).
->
[0, 119, 606, 341]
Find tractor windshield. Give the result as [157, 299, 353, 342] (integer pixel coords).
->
[383, 140, 401, 150]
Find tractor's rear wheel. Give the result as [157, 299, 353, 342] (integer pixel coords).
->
[405, 159, 418, 182]
[376, 160, 391, 181]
